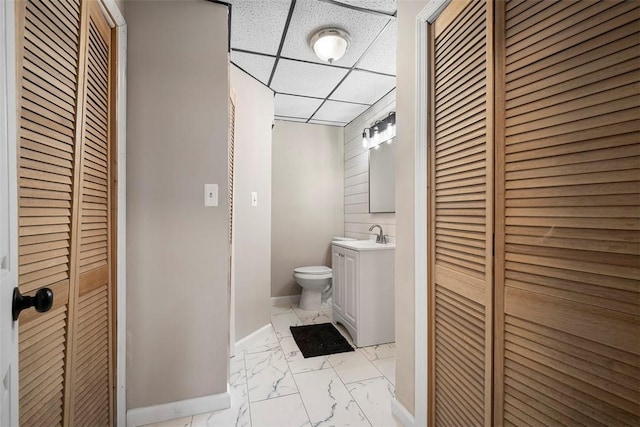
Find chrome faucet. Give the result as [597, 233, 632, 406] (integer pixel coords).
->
[369, 224, 387, 244]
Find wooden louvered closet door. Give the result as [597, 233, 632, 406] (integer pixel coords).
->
[16, 0, 82, 424]
[15, 0, 116, 425]
[494, 0, 640, 425]
[69, 2, 114, 425]
[428, 0, 494, 425]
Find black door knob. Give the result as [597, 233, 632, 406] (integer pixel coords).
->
[12, 287, 54, 321]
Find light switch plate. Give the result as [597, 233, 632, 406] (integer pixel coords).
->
[251, 192, 258, 207]
[205, 184, 218, 207]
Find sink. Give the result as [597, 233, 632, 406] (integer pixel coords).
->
[331, 240, 395, 251]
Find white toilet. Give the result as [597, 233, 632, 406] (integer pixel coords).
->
[293, 266, 332, 310]
[293, 237, 356, 310]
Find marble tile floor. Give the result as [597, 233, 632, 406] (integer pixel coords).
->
[145, 302, 399, 427]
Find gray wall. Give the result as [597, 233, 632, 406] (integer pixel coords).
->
[343, 90, 396, 240]
[395, 0, 429, 415]
[230, 66, 273, 340]
[126, 0, 230, 409]
[271, 122, 344, 298]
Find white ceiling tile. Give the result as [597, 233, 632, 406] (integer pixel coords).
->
[329, 70, 395, 104]
[227, 0, 397, 112]
[308, 119, 347, 127]
[275, 116, 308, 123]
[356, 20, 396, 75]
[312, 100, 369, 123]
[228, 0, 291, 55]
[271, 59, 348, 98]
[281, 0, 390, 67]
[336, 0, 397, 14]
[274, 94, 324, 119]
[231, 51, 275, 85]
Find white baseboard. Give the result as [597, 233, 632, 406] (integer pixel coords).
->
[234, 323, 273, 354]
[271, 294, 301, 306]
[126, 387, 230, 427]
[391, 398, 415, 427]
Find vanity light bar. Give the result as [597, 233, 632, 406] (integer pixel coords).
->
[362, 112, 396, 149]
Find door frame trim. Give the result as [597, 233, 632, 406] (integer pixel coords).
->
[0, 0, 19, 424]
[99, 1, 127, 426]
[414, 1, 450, 426]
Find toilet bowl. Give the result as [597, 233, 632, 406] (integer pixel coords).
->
[293, 266, 332, 310]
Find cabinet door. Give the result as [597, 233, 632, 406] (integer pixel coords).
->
[343, 249, 358, 327]
[332, 247, 344, 315]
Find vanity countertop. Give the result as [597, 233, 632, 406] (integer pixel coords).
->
[332, 240, 395, 251]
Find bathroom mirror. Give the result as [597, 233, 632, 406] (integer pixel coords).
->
[369, 141, 396, 213]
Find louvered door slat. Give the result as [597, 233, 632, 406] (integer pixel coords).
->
[31, 0, 78, 38]
[70, 3, 113, 424]
[429, 1, 493, 425]
[16, 0, 82, 423]
[35, 0, 78, 37]
[21, 137, 73, 163]
[495, 0, 640, 424]
[27, 2, 77, 50]
[23, 30, 76, 76]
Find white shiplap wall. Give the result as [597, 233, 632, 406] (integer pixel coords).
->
[343, 89, 396, 240]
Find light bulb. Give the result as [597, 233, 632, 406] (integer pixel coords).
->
[386, 124, 394, 140]
[387, 112, 396, 140]
[372, 127, 380, 145]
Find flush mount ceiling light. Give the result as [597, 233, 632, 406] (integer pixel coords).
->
[310, 28, 350, 64]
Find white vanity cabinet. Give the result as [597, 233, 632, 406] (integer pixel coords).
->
[332, 246, 359, 328]
[332, 247, 346, 319]
[331, 242, 395, 347]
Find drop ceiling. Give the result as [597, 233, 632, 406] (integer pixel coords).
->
[226, 0, 397, 127]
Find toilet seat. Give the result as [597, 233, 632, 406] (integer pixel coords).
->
[294, 266, 331, 275]
[293, 266, 331, 281]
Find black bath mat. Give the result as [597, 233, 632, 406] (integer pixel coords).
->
[290, 323, 354, 358]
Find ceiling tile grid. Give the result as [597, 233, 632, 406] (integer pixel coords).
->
[281, 0, 390, 68]
[227, 0, 291, 55]
[231, 51, 275, 85]
[355, 19, 396, 75]
[335, 0, 398, 15]
[227, 0, 397, 126]
[270, 58, 349, 98]
[308, 119, 348, 127]
[274, 93, 324, 118]
[329, 69, 396, 105]
[312, 100, 370, 123]
[275, 116, 308, 123]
